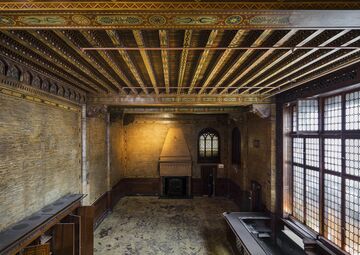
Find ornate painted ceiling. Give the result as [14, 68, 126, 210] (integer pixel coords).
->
[0, 1, 359, 107]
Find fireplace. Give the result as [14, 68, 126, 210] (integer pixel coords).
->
[163, 176, 187, 197]
[159, 128, 192, 198]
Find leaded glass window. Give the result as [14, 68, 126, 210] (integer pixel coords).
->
[289, 89, 360, 254]
[198, 128, 220, 163]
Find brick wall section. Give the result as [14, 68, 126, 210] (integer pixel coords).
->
[0, 94, 81, 231]
[228, 111, 275, 212]
[87, 115, 108, 204]
[114, 114, 229, 179]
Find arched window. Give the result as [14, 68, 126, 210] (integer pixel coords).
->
[231, 127, 241, 165]
[198, 128, 220, 163]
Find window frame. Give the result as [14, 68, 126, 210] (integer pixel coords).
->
[198, 128, 220, 163]
[288, 88, 360, 254]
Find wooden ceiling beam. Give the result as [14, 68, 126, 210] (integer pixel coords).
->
[177, 30, 192, 94]
[133, 30, 159, 95]
[188, 30, 218, 95]
[209, 30, 273, 94]
[263, 37, 360, 95]
[6, 30, 101, 94]
[159, 30, 170, 94]
[31, 30, 118, 94]
[198, 30, 247, 94]
[80, 30, 133, 94]
[218, 29, 298, 95]
[265, 52, 360, 98]
[235, 29, 324, 95]
[53, 30, 120, 94]
[106, 30, 148, 95]
[27, 31, 105, 94]
[0, 33, 96, 93]
[247, 29, 351, 95]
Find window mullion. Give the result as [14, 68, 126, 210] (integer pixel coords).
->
[303, 138, 307, 225]
[319, 97, 325, 235]
[341, 93, 346, 250]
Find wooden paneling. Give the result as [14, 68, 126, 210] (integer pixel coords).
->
[52, 223, 75, 255]
[229, 180, 252, 211]
[92, 192, 110, 229]
[77, 206, 94, 255]
[215, 178, 229, 197]
[63, 215, 81, 255]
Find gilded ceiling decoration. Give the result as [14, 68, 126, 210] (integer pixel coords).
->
[0, 1, 359, 107]
[0, 28, 359, 106]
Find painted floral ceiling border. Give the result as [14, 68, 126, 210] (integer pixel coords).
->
[0, 13, 293, 29]
[0, 1, 359, 29]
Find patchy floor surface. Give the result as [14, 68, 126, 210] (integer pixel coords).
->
[94, 196, 238, 255]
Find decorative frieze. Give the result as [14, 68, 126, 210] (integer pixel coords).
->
[88, 94, 271, 107]
[0, 56, 86, 105]
[86, 104, 108, 118]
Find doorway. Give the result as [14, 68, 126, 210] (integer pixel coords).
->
[201, 165, 217, 197]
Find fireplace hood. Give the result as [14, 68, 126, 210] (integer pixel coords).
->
[159, 128, 192, 177]
[159, 128, 191, 163]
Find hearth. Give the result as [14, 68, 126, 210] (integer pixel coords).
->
[163, 176, 187, 197]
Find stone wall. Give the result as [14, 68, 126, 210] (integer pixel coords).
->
[112, 114, 230, 179]
[0, 92, 81, 231]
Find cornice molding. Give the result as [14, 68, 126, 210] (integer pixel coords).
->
[0, 80, 81, 112]
[0, 56, 86, 105]
[88, 94, 272, 106]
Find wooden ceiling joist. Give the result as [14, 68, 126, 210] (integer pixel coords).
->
[0, 26, 359, 105]
[177, 30, 192, 94]
[80, 30, 132, 94]
[198, 30, 248, 94]
[210, 30, 273, 94]
[265, 53, 360, 98]
[218, 29, 298, 95]
[235, 29, 325, 95]
[133, 30, 159, 95]
[106, 30, 148, 95]
[248, 29, 351, 94]
[188, 30, 218, 95]
[1, 30, 101, 94]
[159, 30, 170, 94]
[0, 32, 96, 93]
[53, 30, 120, 94]
[27, 31, 109, 94]
[263, 37, 360, 95]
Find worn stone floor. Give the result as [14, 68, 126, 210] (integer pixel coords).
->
[94, 196, 239, 255]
